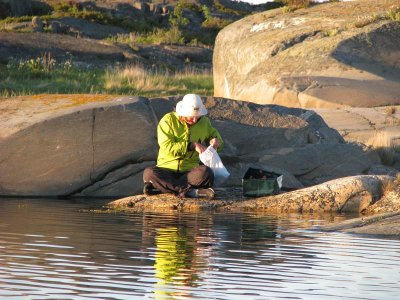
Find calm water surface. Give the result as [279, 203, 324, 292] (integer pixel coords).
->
[0, 198, 399, 300]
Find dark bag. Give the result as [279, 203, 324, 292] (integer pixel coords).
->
[242, 167, 283, 197]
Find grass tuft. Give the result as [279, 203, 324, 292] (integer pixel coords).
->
[353, 14, 382, 28]
[387, 5, 400, 22]
[366, 131, 399, 166]
[385, 106, 396, 116]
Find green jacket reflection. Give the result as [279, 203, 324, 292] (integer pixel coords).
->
[156, 112, 223, 173]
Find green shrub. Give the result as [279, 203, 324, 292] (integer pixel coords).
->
[213, 0, 243, 16]
[201, 5, 211, 21]
[51, 1, 125, 27]
[202, 17, 231, 30]
[169, 5, 189, 28]
[136, 26, 185, 45]
[184, 29, 217, 46]
[49, 1, 159, 32]
[6, 53, 73, 79]
[174, 0, 202, 13]
[122, 17, 158, 33]
[53, 5, 116, 25]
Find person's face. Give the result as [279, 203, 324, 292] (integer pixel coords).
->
[182, 116, 200, 125]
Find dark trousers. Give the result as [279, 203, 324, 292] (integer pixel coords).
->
[143, 165, 214, 197]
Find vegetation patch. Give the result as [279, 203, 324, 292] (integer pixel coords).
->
[366, 131, 400, 166]
[387, 5, 400, 22]
[0, 54, 213, 98]
[213, 0, 244, 16]
[201, 6, 232, 30]
[52, 2, 115, 24]
[133, 27, 186, 45]
[51, 1, 160, 32]
[0, 1, 158, 33]
[353, 14, 383, 28]
[386, 106, 397, 116]
[0, 0, 258, 46]
[280, 0, 311, 12]
[103, 1, 233, 46]
[349, 5, 400, 28]
[104, 64, 212, 96]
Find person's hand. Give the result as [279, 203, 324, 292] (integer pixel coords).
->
[210, 138, 220, 149]
[193, 142, 206, 154]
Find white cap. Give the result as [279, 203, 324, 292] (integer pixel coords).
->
[176, 94, 208, 117]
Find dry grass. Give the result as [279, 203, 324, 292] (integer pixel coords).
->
[397, 173, 400, 184]
[353, 14, 382, 28]
[104, 64, 213, 95]
[385, 106, 396, 115]
[366, 131, 392, 148]
[324, 28, 339, 37]
[1, 58, 213, 97]
[286, 0, 311, 9]
[366, 131, 396, 166]
[387, 5, 400, 22]
[382, 172, 400, 197]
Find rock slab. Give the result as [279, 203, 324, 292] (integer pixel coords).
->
[107, 175, 393, 214]
[0, 95, 158, 196]
[0, 94, 387, 197]
[315, 212, 400, 238]
[213, 0, 400, 108]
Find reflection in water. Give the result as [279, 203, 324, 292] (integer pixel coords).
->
[0, 198, 399, 299]
[144, 214, 214, 298]
[154, 227, 197, 298]
[148, 213, 282, 299]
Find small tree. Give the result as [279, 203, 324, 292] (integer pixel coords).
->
[169, 3, 189, 28]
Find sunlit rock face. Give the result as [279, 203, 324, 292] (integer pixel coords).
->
[0, 95, 158, 197]
[213, 0, 400, 108]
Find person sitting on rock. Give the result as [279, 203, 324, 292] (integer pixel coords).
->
[143, 94, 223, 199]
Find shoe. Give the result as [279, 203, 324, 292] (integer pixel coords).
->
[143, 182, 159, 196]
[196, 188, 215, 199]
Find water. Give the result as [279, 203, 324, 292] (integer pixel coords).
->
[1, 198, 399, 300]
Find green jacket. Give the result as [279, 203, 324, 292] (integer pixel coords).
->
[157, 112, 223, 172]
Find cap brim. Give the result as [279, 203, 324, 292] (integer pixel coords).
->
[176, 101, 208, 117]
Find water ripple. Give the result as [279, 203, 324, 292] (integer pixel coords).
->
[0, 199, 399, 299]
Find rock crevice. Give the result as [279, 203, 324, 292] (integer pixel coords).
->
[271, 30, 322, 57]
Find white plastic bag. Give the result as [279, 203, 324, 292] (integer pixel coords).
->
[199, 145, 230, 187]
